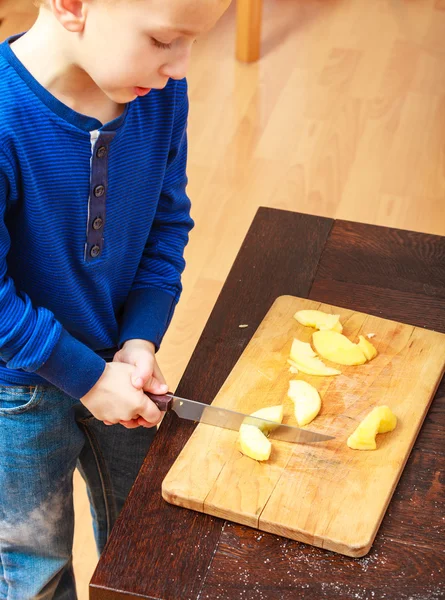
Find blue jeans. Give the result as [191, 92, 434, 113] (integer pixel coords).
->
[0, 384, 157, 600]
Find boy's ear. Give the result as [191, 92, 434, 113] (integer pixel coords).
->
[50, 0, 87, 32]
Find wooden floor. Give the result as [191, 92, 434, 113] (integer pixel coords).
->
[1, 0, 444, 597]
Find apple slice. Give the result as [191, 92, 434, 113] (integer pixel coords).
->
[239, 405, 284, 461]
[294, 309, 343, 333]
[250, 405, 284, 435]
[290, 338, 317, 360]
[357, 335, 378, 361]
[287, 358, 341, 377]
[312, 330, 367, 366]
[239, 425, 272, 461]
[288, 339, 341, 376]
[288, 380, 321, 426]
[347, 406, 397, 450]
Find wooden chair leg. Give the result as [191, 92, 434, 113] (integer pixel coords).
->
[236, 0, 263, 63]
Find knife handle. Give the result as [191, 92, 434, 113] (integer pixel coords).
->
[145, 392, 174, 412]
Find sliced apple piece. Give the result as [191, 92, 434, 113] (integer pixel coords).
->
[287, 358, 341, 377]
[294, 309, 343, 333]
[332, 321, 343, 333]
[239, 425, 272, 461]
[357, 335, 378, 361]
[288, 338, 341, 376]
[250, 405, 284, 435]
[239, 405, 284, 461]
[290, 339, 340, 374]
[312, 330, 367, 366]
[288, 380, 321, 426]
[347, 406, 397, 450]
[290, 338, 317, 360]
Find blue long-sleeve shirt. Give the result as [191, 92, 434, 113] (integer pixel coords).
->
[0, 35, 194, 399]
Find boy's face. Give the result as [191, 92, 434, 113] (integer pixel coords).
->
[75, 0, 231, 103]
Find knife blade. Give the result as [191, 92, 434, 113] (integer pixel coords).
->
[146, 392, 334, 444]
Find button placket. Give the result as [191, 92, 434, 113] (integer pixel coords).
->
[85, 131, 116, 262]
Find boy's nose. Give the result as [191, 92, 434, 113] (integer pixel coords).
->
[160, 47, 192, 81]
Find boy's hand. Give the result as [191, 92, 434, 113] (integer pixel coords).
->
[114, 339, 168, 392]
[112, 339, 168, 428]
[80, 362, 162, 428]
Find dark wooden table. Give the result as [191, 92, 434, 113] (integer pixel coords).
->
[90, 208, 445, 600]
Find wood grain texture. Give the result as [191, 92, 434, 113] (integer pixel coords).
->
[382, 446, 444, 547]
[162, 296, 445, 557]
[314, 220, 445, 299]
[413, 391, 445, 453]
[309, 219, 445, 334]
[91, 209, 445, 599]
[197, 517, 445, 600]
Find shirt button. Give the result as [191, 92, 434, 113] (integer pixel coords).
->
[96, 146, 107, 159]
[94, 185, 105, 197]
[90, 245, 101, 258]
[92, 217, 103, 230]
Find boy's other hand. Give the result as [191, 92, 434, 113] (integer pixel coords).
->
[80, 362, 162, 428]
[112, 339, 168, 428]
[113, 339, 168, 392]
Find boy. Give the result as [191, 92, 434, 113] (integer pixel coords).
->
[0, 0, 230, 597]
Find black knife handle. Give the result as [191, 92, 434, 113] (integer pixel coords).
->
[145, 392, 174, 412]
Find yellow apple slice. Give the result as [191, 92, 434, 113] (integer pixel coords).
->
[312, 330, 367, 366]
[288, 380, 321, 426]
[239, 425, 272, 461]
[287, 358, 341, 377]
[332, 321, 343, 333]
[288, 338, 341, 376]
[290, 338, 317, 360]
[250, 405, 284, 435]
[347, 406, 397, 450]
[294, 309, 343, 333]
[290, 339, 340, 374]
[239, 405, 284, 461]
[357, 335, 378, 361]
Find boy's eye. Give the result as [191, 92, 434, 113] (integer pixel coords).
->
[151, 38, 172, 50]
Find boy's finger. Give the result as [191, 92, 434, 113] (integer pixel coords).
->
[112, 350, 123, 363]
[143, 377, 168, 394]
[139, 400, 162, 426]
[119, 419, 141, 429]
[132, 356, 154, 388]
[132, 376, 144, 389]
[136, 416, 157, 428]
[132, 370, 150, 388]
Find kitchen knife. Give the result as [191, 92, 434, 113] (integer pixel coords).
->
[146, 392, 334, 444]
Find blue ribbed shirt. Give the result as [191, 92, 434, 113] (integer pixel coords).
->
[0, 35, 194, 399]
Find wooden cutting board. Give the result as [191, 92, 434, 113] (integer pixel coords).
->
[162, 296, 445, 557]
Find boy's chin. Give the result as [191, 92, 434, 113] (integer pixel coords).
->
[103, 88, 138, 104]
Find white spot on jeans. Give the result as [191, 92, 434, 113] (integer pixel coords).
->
[0, 485, 69, 548]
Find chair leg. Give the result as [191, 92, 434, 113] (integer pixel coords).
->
[236, 0, 263, 62]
